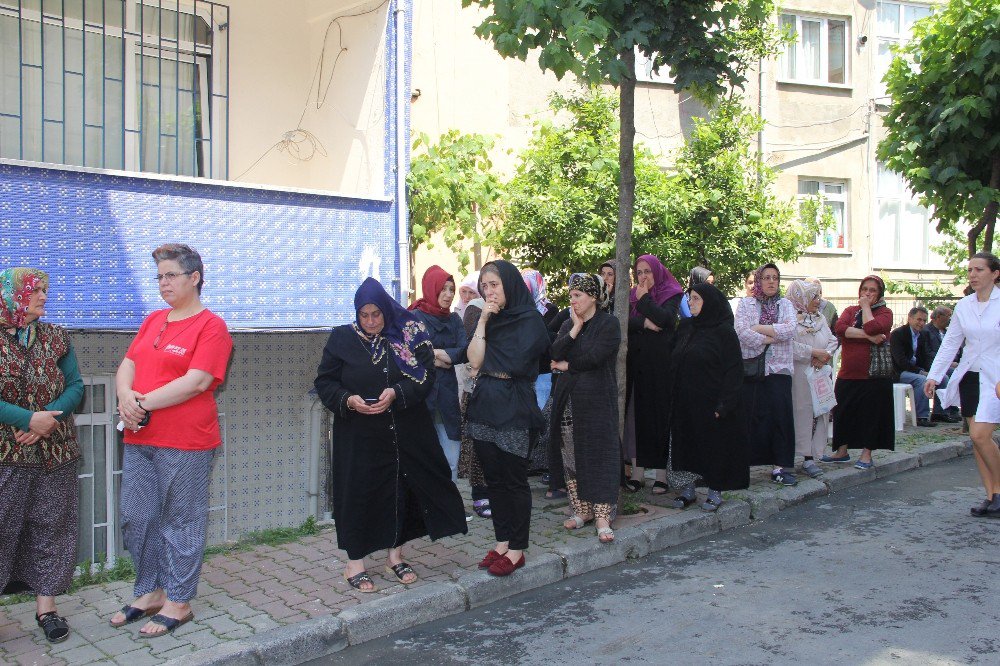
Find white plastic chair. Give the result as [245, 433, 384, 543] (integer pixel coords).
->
[892, 383, 918, 431]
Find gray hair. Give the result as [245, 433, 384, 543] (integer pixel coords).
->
[152, 243, 205, 293]
[931, 306, 952, 319]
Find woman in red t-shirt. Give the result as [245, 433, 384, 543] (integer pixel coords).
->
[826, 275, 894, 469]
[108, 244, 232, 638]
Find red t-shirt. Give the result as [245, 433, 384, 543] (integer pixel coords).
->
[124, 308, 233, 450]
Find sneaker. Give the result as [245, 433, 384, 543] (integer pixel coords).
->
[820, 453, 851, 463]
[771, 469, 798, 486]
[801, 460, 824, 479]
[473, 499, 492, 518]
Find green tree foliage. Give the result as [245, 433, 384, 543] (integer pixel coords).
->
[491, 90, 672, 302]
[877, 0, 1000, 257]
[659, 100, 808, 295]
[493, 90, 810, 301]
[407, 130, 503, 272]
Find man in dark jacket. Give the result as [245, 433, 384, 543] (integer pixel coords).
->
[918, 306, 961, 422]
[890, 306, 935, 427]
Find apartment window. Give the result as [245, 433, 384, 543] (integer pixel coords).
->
[875, 163, 946, 267]
[798, 179, 848, 250]
[0, 0, 229, 178]
[635, 48, 674, 85]
[875, 1, 932, 97]
[780, 13, 849, 85]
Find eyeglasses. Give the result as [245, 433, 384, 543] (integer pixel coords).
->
[152, 320, 168, 349]
[155, 271, 192, 283]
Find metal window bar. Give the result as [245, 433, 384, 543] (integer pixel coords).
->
[1, 0, 227, 178]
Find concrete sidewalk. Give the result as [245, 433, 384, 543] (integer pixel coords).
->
[0, 429, 972, 666]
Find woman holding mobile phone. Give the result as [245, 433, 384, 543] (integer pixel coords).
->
[314, 278, 467, 592]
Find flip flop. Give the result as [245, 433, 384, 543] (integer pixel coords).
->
[140, 612, 194, 637]
[110, 604, 163, 628]
[624, 479, 644, 493]
[651, 481, 669, 495]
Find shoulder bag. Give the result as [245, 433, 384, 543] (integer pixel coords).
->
[743, 344, 770, 382]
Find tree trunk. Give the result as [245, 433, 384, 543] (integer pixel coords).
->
[614, 48, 636, 437]
[968, 153, 1000, 257]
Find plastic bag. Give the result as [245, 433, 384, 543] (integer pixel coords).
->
[806, 364, 837, 417]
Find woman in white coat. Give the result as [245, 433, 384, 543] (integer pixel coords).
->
[787, 280, 839, 479]
[925, 252, 1000, 517]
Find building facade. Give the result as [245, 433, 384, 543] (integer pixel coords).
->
[409, 0, 952, 304]
[0, 0, 413, 561]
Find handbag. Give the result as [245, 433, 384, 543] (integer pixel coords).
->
[743, 344, 770, 382]
[868, 342, 893, 379]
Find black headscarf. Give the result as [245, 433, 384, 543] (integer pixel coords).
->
[689, 283, 734, 328]
[478, 260, 545, 375]
[689, 266, 713, 288]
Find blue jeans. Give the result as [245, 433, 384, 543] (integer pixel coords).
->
[535, 373, 552, 410]
[899, 371, 931, 419]
[433, 420, 460, 483]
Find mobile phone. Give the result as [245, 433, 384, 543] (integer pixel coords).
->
[364, 397, 379, 405]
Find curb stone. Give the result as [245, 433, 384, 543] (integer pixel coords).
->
[176, 437, 973, 665]
[338, 582, 466, 645]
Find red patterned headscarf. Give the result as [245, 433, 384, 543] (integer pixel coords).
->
[0, 267, 48, 348]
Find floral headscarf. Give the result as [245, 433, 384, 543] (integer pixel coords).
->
[521, 268, 551, 315]
[0, 267, 48, 348]
[568, 273, 609, 311]
[354, 277, 433, 383]
[751, 263, 782, 325]
[786, 279, 823, 333]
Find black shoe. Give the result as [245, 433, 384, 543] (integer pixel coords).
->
[931, 413, 961, 423]
[917, 418, 937, 427]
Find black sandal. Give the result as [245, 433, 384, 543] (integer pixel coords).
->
[110, 604, 163, 628]
[344, 570, 378, 593]
[670, 494, 697, 509]
[385, 562, 418, 584]
[624, 479, 644, 493]
[36, 611, 70, 643]
[651, 481, 669, 495]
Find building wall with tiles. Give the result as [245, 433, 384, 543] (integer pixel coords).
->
[71, 330, 331, 546]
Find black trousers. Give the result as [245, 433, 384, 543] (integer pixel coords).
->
[474, 439, 531, 550]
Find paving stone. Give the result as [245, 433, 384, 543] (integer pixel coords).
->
[111, 647, 159, 666]
[240, 614, 282, 634]
[154, 644, 196, 661]
[93, 632, 145, 658]
[184, 628, 225, 650]
[12, 649, 66, 665]
[204, 615, 244, 635]
[52, 644, 105, 664]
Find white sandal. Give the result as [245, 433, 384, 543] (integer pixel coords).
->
[564, 515, 592, 530]
[597, 526, 615, 543]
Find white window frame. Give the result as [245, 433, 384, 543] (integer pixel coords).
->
[73, 375, 120, 566]
[778, 13, 851, 87]
[874, 1, 933, 99]
[798, 178, 850, 252]
[0, 0, 227, 178]
[873, 162, 948, 270]
[635, 47, 675, 85]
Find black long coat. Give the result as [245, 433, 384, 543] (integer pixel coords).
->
[550, 312, 622, 505]
[668, 319, 750, 491]
[411, 310, 467, 440]
[314, 325, 467, 560]
[626, 293, 681, 469]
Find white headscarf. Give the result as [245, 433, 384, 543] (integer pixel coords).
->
[454, 271, 480, 319]
[786, 279, 824, 333]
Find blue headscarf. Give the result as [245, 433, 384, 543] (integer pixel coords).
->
[352, 277, 433, 383]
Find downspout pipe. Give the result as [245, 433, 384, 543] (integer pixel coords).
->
[394, 0, 410, 304]
[307, 394, 326, 520]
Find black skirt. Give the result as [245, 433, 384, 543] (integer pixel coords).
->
[742, 373, 795, 468]
[832, 378, 895, 451]
[959, 372, 979, 418]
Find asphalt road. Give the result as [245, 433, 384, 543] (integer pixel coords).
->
[311, 457, 1000, 665]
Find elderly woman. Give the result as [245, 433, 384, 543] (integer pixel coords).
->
[409, 265, 467, 481]
[0, 268, 83, 643]
[827, 275, 894, 469]
[787, 280, 839, 479]
[466, 261, 549, 576]
[315, 278, 467, 591]
[735, 263, 799, 486]
[550, 274, 621, 543]
[926, 253, 1000, 516]
[624, 254, 683, 494]
[805, 277, 838, 332]
[668, 283, 749, 511]
[110, 244, 232, 637]
[679, 267, 714, 319]
[455, 271, 480, 320]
